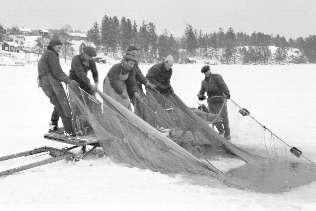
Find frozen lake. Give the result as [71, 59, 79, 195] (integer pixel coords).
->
[0, 63, 315, 210]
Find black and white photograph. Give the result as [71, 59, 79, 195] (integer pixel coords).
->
[0, 0, 316, 210]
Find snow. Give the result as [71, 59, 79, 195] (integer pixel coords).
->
[0, 63, 316, 210]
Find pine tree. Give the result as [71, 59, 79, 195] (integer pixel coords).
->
[138, 22, 150, 51]
[87, 22, 101, 46]
[119, 17, 129, 50]
[131, 21, 138, 46]
[184, 24, 198, 54]
[275, 47, 287, 63]
[216, 28, 225, 48]
[147, 22, 158, 58]
[157, 32, 169, 58]
[0, 24, 5, 41]
[101, 14, 111, 50]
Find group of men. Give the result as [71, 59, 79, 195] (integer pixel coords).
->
[38, 38, 230, 140]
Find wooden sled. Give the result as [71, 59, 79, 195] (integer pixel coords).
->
[0, 132, 101, 177]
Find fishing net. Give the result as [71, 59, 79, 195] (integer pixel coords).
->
[67, 82, 316, 193]
[227, 100, 296, 161]
[133, 88, 260, 163]
[68, 83, 227, 180]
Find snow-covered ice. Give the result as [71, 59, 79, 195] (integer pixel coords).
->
[0, 63, 315, 210]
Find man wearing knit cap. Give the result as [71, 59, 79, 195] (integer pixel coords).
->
[146, 55, 175, 96]
[125, 46, 155, 117]
[38, 38, 76, 136]
[197, 65, 231, 140]
[103, 50, 140, 109]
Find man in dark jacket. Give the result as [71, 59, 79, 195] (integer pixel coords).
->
[146, 55, 174, 95]
[103, 52, 140, 109]
[38, 39, 75, 136]
[69, 46, 98, 95]
[197, 65, 231, 140]
[69, 46, 99, 135]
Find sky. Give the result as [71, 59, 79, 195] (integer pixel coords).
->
[1, 0, 316, 38]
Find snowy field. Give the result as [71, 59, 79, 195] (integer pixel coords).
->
[0, 63, 316, 210]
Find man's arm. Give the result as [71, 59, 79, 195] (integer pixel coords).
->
[216, 75, 230, 98]
[90, 60, 99, 84]
[135, 65, 147, 85]
[197, 81, 206, 100]
[71, 56, 91, 86]
[108, 64, 123, 95]
[47, 52, 70, 83]
[146, 65, 170, 89]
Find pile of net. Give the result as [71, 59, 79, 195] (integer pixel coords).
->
[68, 83, 316, 193]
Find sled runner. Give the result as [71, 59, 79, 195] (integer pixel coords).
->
[0, 131, 101, 177]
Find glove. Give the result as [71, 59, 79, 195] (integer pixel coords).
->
[134, 92, 141, 100]
[198, 94, 206, 101]
[89, 83, 98, 92]
[223, 92, 230, 99]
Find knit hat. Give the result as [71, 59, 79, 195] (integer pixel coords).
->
[126, 46, 139, 52]
[123, 51, 138, 62]
[201, 65, 210, 73]
[48, 39, 62, 47]
[82, 46, 97, 57]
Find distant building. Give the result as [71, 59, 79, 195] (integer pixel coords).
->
[69, 32, 87, 41]
[20, 28, 32, 36]
[1, 41, 19, 52]
[38, 29, 49, 37]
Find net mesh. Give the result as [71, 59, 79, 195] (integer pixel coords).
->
[67, 82, 316, 193]
[68, 83, 227, 180]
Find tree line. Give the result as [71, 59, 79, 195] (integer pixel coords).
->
[85, 14, 316, 63]
[2, 16, 316, 63]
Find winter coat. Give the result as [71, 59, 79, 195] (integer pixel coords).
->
[37, 46, 73, 130]
[38, 46, 70, 86]
[106, 62, 137, 99]
[198, 74, 230, 103]
[69, 55, 99, 94]
[146, 62, 173, 94]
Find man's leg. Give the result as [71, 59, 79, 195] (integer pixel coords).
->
[221, 104, 230, 139]
[50, 107, 59, 130]
[207, 101, 225, 134]
[49, 78, 74, 135]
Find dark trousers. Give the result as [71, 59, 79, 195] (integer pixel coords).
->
[207, 100, 230, 137]
[40, 76, 74, 134]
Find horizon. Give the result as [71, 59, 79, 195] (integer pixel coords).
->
[1, 0, 316, 39]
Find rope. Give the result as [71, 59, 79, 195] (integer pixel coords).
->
[230, 98, 315, 164]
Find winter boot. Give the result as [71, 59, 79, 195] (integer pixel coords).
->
[49, 122, 58, 132]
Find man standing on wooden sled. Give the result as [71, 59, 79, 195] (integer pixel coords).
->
[69, 46, 100, 135]
[197, 65, 231, 140]
[38, 38, 76, 136]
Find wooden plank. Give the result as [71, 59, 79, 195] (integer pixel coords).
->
[0, 147, 49, 161]
[0, 153, 73, 177]
[44, 132, 98, 146]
